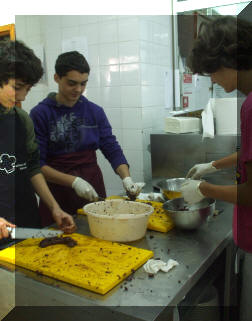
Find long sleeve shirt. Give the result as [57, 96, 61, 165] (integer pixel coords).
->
[30, 93, 128, 170]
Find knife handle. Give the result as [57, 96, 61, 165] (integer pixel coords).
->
[6, 227, 14, 238]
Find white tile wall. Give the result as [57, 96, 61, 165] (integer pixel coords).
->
[142, 108, 153, 128]
[121, 108, 142, 130]
[99, 16, 118, 22]
[24, 35, 42, 48]
[140, 63, 153, 85]
[62, 26, 79, 39]
[99, 20, 118, 43]
[124, 150, 143, 172]
[105, 108, 122, 129]
[119, 41, 140, 64]
[100, 42, 119, 65]
[61, 15, 82, 28]
[42, 16, 61, 30]
[26, 16, 41, 37]
[88, 44, 100, 66]
[122, 129, 143, 150]
[139, 41, 152, 64]
[118, 17, 139, 42]
[15, 14, 173, 195]
[44, 32, 62, 54]
[100, 87, 121, 108]
[15, 16, 27, 39]
[79, 23, 99, 45]
[85, 87, 101, 106]
[100, 65, 120, 87]
[87, 65, 100, 88]
[45, 50, 59, 75]
[120, 64, 141, 86]
[112, 129, 123, 147]
[139, 18, 152, 42]
[81, 16, 99, 24]
[121, 86, 142, 108]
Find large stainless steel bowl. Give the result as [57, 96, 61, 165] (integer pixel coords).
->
[163, 198, 215, 230]
[155, 178, 189, 200]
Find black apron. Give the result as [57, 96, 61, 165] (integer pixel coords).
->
[0, 109, 40, 247]
[39, 150, 106, 227]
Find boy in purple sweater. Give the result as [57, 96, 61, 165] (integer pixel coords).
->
[180, 16, 252, 321]
[30, 51, 140, 226]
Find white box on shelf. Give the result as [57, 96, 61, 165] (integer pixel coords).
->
[165, 117, 201, 134]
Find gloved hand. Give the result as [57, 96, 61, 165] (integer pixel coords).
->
[122, 177, 145, 199]
[72, 177, 98, 202]
[186, 161, 218, 179]
[0, 218, 16, 240]
[180, 180, 205, 205]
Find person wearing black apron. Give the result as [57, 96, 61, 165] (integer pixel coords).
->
[0, 40, 76, 246]
[38, 150, 106, 227]
[30, 51, 142, 227]
[0, 109, 40, 248]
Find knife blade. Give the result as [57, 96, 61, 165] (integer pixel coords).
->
[6, 227, 63, 239]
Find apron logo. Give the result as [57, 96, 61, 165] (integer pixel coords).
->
[0, 153, 17, 174]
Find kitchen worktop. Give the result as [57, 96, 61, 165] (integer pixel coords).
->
[0, 199, 234, 321]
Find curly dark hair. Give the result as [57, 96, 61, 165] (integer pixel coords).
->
[187, 16, 252, 75]
[0, 39, 44, 87]
[55, 51, 90, 77]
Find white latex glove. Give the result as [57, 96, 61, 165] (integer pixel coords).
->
[180, 180, 205, 205]
[122, 177, 145, 197]
[72, 177, 98, 202]
[0, 218, 16, 239]
[186, 161, 218, 179]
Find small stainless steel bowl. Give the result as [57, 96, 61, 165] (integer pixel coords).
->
[155, 178, 189, 200]
[163, 198, 215, 230]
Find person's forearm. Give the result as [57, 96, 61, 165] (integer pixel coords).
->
[213, 152, 239, 170]
[200, 181, 252, 206]
[115, 164, 130, 179]
[41, 165, 76, 187]
[199, 181, 237, 204]
[31, 173, 61, 211]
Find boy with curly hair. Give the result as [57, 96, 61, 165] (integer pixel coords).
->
[181, 16, 252, 321]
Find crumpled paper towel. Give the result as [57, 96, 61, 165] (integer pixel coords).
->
[201, 98, 215, 139]
[137, 192, 165, 202]
[143, 259, 179, 274]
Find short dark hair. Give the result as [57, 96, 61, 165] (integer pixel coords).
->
[187, 16, 252, 75]
[0, 39, 44, 87]
[55, 51, 90, 77]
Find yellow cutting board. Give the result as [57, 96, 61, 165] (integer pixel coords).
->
[77, 196, 174, 233]
[0, 233, 153, 295]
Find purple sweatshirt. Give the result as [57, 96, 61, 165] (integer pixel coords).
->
[30, 94, 128, 170]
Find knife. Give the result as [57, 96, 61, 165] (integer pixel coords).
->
[6, 227, 63, 239]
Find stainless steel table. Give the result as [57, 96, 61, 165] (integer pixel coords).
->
[0, 200, 234, 321]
